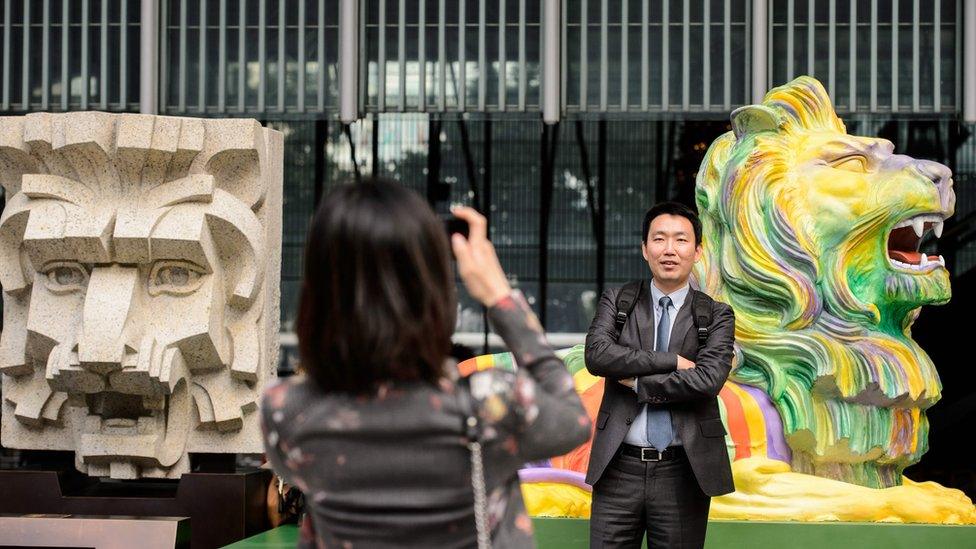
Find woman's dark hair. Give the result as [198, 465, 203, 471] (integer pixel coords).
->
[296, 178, 456, 394]
[641, 201, 703, 245]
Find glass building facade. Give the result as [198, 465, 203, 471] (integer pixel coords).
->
[2, 2, 976, 496]
[1, 0, 974, 340]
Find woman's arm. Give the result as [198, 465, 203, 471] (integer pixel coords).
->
[450, 206, 590, 461]
[488, 291, 591, 461]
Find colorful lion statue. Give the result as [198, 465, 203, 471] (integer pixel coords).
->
[483, 77, 975, 524]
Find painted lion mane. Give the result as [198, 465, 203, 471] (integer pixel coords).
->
[694, 76, 952, 488]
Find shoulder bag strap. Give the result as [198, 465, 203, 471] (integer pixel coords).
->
[691, 290, 714, 347]
[613, 280, 644, 340]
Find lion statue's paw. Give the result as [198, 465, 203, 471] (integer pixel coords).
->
[710, 457, 976, 524]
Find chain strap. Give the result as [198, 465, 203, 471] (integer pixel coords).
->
[457, 376, 491, 549]
[467, 428, 491, 549]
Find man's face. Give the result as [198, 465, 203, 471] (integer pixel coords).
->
[641, 214, 702, 287]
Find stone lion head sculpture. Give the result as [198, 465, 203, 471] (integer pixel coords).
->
[695, 77, 953, 488]
[0, 112, 281, 479]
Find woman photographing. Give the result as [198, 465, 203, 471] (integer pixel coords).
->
[261, 178, 590, 548]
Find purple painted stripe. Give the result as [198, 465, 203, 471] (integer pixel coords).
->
[518, 467, 592, 492]
[736, 382, 793, 464]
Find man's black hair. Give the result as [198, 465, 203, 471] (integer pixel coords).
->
[641, 201, 703, 245]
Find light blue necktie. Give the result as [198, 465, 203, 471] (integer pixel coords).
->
[646, 295, 674, 451]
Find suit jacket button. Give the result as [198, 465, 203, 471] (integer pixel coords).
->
[625, 418, 633, 425]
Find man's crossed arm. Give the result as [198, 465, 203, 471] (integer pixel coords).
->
[584, 288, 735, 403]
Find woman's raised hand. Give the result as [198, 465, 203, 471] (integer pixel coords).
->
[450, 206, 512, 307]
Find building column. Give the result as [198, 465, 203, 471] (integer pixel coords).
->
[339, 0, 359, 124]
[140, 0, 159, 114]
[542, 0, 560, 124]
[965, 0, 976, 122]
[751, 0, 768, 104]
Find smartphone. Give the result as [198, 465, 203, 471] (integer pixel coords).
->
[443, 215, 470, 239]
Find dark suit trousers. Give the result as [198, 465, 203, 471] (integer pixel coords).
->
[590, 449, 710, 549]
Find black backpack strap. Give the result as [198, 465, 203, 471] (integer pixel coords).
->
[613, 280, 643, 339]
[691, 290, 714, 347]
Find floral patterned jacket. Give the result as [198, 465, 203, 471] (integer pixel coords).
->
[261, 291, 591, 548]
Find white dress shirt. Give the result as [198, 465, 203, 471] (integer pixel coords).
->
[622, 280, 689, 447]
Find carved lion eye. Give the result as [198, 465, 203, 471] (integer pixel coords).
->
[149, 261, 205, 296]
[43, 262, 89, 293]
[830, 154, 869, 172]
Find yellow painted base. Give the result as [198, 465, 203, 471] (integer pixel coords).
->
[521, 482, 592, 519]
[521, 458, 976, 524]
[711, 457, 976, 524]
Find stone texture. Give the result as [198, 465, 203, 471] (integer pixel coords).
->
[0, 112, 282, 479]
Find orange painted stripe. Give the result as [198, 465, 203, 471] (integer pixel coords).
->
[718, 385, 752, 460]
[457, 357, 481, 377]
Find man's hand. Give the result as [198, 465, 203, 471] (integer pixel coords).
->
[677, 356, 696, 370]
[617, 377, 636, 389]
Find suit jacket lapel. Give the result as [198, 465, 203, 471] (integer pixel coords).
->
[634, 281, 654, 351]
[668, 290, 695, 353]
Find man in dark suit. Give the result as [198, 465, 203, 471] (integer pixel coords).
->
[584, 202, 735, 548]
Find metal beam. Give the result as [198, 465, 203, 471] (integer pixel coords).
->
[478, 0, 486, 110]
[912, 0, 919, 112]
[317, 0, 324, 111]
[849, 0, 856, 111]
[599, 0, 607, 111]
[438, 0, 446, 110]
[258, 0, 265, 111]
[641, 0, 648, 110]
[22, 0, 30, 109]
[339, 0, 359, 122]
[200, 0, 208, 112]
[178, 0, 186, 111]
[580, 0, 587, 111]
[724, 0, 730, 109]
[933, 0, 941, 111]
[681, 0, 689, 109]
[62, 0, 69, 110]
[218, 0, 225, 112]
[621, 0, 628, 110]
[543, 0, 560, 123]
[703, 0, 709, 108]
[518, 0, 525, 111]
[140, 0, 159, 114]
[42, 0, 50, 109]
[101, 0, 108, 108]
[459, 0, 466, 110]
[298, 0, 305, 111]
[498, 0, 505, 110]
[419, 0, 426, 110]
[828, 0, 836, 98]
[787, 0, 794, 79]
[278, 0, 286, 113]
[752, 0, 767, 102]
[892, 0, 898, 112]
[870, 0, 877, 110]
[238, 0, 246, 111]
[662, 0, 669, 108]
[122, 0, 128, 106]
[1, 0, 9, 110]
[966, 0, 976, 121]
[399, 0, 406, 110]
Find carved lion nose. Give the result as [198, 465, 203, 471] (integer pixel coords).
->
[77, 265, 139, 375]
[915, 160, 952, 187]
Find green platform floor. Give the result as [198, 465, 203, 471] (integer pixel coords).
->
[225, 518, 976, 548]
